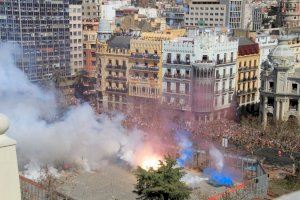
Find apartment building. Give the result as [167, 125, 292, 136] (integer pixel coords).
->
[162, 29, 238, 121]
[69, 3, 84, 75]
[0, 0, 71, 82]
[82, 0, 102, 20]
[260, 36, 300, 125]
[83, 18, 99, 75]
[223, 0, 246, 29]
[184, 0, 227, 28]
[236, 38, 260, 107]
[278, 0, 300, 29]
[128, 30, 186, 111]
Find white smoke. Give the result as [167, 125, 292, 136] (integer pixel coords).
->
[209, 146, 224, 171]
[0, 43, 145, 179]
[180, 172, 208, 189]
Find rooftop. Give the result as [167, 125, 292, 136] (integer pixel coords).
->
[107, 36, 131, 49]
[238, 37, 256, 46]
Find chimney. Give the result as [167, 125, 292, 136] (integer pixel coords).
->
[0, 114, 21, 200]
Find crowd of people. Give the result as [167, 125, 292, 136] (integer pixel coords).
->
[122, 108, 300, 154]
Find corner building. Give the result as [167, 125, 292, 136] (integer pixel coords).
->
[260, 36, 300, 126]
[162, 29, 238, 121]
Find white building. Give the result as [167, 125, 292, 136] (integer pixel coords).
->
[138, 8, 158, 19]
[69, 3, 84, 74]
[162, 29, 238, 121]
[260, 36, 300, 126]
[255, 33, 278, 65]
[101, 0, 131, 22]
[242, 3, 263, 31]
[223, 0, 246, 29]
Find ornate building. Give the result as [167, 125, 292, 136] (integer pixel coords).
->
[162, 29, 238, 121]
[260, 36, 300, 126]
[96, 19, 130, 112]
[128, 30, 186, 111]
[236, 38, 260, 107]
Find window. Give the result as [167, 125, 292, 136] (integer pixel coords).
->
[167, 53, 171, 63]
[222, 95, 225, 105]
[167, 82, 171, 92]
[185, 83, 189, 94]
[292, 83, 298, 92]
[230, 68, 233, 76]
[249, 61, 252, 67]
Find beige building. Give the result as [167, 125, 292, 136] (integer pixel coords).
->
[260, 36, 300, 126]
[69, 3, 83, 75]
[236, 38, 260, 107]
[185, 0, 227, 28]
[82, 0, 102, 20]
[128, 30, 186, 111]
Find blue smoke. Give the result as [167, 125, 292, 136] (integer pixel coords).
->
[204, 168, 234, 187]
[175, 130, 194, 167]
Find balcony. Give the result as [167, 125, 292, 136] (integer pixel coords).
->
[131, 65, 159, 72]
[163, 89, 190, 96]
[164, 60, 191, 68]
[106, 87, 127, 94]
[106, 64, 126, 71]
[163, 102, 191, 111]
[164, 73, 191, 81]
[237, 88, 258, 95]
[238, 66, 258, 71]
[130, 53, 160, 61]
[129, 77, 159, 86]
[106, 76, 127, 82]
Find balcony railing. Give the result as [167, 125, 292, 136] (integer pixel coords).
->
[106, 76, 127, 82]
[106, 87, 127, 93]
[131, 65, 159, 72]
[164, 73, 191, 80]
[130, 53, 160, 60]
[238, 66, 258, 71]
[106, 64, 127, 71]
[165, 60, 191, 65]
[237, 88, 258, 95]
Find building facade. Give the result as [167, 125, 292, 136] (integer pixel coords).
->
[278, 0, 300, 29]
[128, 30, 186, 111]
[255, 33, 278, 65]
[184, 0, 227, 28]
[260, 36, 300, 126]
[0, 0, 71, 81]
[162, 29, 238, 121]
[236, 38, 260, 107]
[83, 18, 99, 75]
[288, 34, 300, 68]
[82, 0, 102, 20]
[224, 0, 246, 29]
[163, 7, 185, 28]
[69, 3, 83, 75]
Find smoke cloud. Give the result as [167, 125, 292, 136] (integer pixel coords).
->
[176, 130, 194, 167]
[0, 43, 147, 178]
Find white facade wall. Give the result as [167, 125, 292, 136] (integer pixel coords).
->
[162, 31, 238, 113]
[255, 34, 278, 65]
[69, 4, 83, 75]
[138, 8, 158, 19]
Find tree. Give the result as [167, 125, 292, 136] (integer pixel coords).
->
[133, 156, 191, 200]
